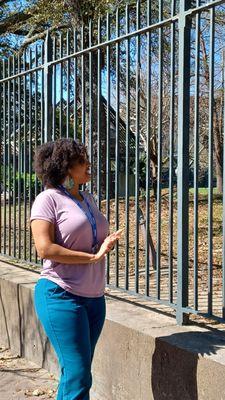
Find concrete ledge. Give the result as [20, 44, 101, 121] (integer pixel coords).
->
[1, 262, 225, 400]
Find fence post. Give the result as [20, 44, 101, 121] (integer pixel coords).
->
[176, 0, 192, 325]
[44, 31, 53, 143]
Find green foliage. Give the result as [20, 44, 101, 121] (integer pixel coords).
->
[12, 172, 37, 199]
[1, 166, 37, 199]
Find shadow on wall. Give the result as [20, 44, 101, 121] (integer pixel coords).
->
[0, 280, 51, 370]
[151, 331, 225, 400]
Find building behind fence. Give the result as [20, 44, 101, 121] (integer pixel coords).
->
[0, 0, 225, 325]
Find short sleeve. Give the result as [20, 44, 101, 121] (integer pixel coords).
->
[30, 191, 56, 224]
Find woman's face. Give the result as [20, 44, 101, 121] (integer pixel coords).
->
[68, 157, 92, 185]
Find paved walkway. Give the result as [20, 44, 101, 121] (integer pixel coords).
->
[0, 345, 58, 400]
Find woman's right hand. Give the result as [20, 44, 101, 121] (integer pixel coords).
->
[95, 229, 124, 262]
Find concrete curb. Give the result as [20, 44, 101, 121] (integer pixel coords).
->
[1, 262, 225, 400]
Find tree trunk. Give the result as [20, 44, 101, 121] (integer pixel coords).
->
[151, 161, 158, 200]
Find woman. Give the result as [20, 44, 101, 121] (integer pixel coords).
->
[30, 138, 122, 400]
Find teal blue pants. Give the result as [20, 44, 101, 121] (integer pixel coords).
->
[34, 278, 106, 400]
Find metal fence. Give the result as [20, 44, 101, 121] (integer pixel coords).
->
[0, 0, 224, 325]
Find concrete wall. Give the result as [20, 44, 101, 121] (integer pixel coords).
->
[1, 261, 225, 400]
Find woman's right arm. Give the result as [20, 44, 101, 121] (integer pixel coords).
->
[31, 219, 122, 265]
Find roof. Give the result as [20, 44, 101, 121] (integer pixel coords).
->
[56, 95, 144, 158]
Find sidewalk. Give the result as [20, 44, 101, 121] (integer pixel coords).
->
[0, 345, 58, 400]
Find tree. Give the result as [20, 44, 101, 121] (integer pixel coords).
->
[0, 0, 127, 55]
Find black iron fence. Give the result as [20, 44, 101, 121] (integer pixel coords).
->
[0, 0, 224, 325]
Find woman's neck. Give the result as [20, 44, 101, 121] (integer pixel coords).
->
[66, 182, 83, 201]
[47, 182, 82, 200]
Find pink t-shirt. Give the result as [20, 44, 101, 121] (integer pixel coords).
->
[30, 188, 109, 297]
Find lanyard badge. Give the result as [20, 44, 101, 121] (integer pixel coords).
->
[58, 185, 99, 254]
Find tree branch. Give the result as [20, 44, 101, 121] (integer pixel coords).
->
[17, 23, 69, 54]
[0, 11, 33, 35]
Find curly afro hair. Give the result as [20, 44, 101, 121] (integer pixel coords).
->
[33, 138, 89, 187]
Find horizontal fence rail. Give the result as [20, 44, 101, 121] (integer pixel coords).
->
[0, 0, 224, 325]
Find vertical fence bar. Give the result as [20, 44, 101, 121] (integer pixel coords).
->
[81, 25, 86, 192]
[135, 0, 140, 293]
[44, 31, 53, 143]
[41, 45, 44, 266]
[208, 7, 215, 316]
[176, 0, 191, 325]
[41, 44, 44, 146]
[7, 57, 11, 256]
[106, 12, 111, 284]
[34, 45, 38, 197]
[168, 0, 176, 303]
[156, 0, 163, 299]
[125, 4, 130, 291]
[12, 56, 16, 257]
[2, 60, 6, 254]
[115, 8, 120, 286]
[223, 49, 225, 319]
[145, 0, 152, 296]
[73, 29, 78, 139]
[29, 49, 33, 261]
[59, 33, 63, 139]
[97, 17, 102, 209]
[17, 54, 22, 259]
[0, 65, 1, 252]
[23, 51, 27, 260]
[81, 25, 86, 145]
[52, 38, 56, 141]
[193, 3, 200, 311]
[34, 46, 38, 264]
[66, 30, 70, 139]
[88, 21, 93, 193]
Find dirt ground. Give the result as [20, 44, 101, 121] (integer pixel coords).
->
[0, 345, 58, 400]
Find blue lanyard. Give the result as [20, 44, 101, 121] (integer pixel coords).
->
[58, 185, 98, 249]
